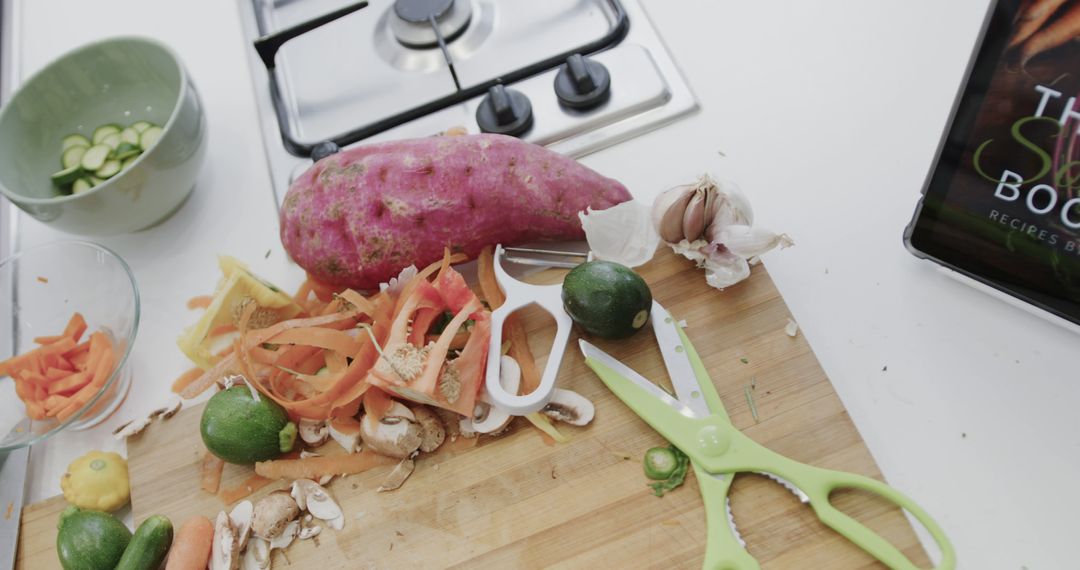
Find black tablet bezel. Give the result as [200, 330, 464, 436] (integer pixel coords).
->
[904, 0, 1080, 327]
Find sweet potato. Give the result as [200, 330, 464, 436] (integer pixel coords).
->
[280, 134, 632, 289]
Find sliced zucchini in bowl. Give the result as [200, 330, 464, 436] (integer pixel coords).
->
[50, 164, 83, 186]
[100, 132, 121, 150]
[61, 134, 91, 151]
[91, 124, 122, 144]
[138, 126, 163, 150]
[111, 142, 141, 161]
[120, 127, 140, 145]
[95, 159, 122, 179]
[130, 121, 152, 133]
[79, 144, 111, 171]
[61, 145, 87, 169]
[72, 178, 94, 195]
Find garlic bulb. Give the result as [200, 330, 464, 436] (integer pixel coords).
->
[654, 174, 790, 290]
[712, 225, 794, 259]
[579, 201, 660, 267]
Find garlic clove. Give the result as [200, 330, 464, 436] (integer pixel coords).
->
[702, 246, 752, 290]
[651, 184, 696, 243]
[681, 189, 708, 242]
[714, 225, 794, 259]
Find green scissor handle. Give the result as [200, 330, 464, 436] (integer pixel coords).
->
[584, 357, 956, 570]
[695, 466, 760, 570]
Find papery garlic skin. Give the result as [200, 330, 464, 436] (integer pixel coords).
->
[579, 201, 660, 268]
[703, 247, 751, 290]
[713, 225, 794, 259]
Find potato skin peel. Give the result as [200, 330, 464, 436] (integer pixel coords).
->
[280, 134, 632, 289]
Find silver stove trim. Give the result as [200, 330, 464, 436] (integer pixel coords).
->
[238, 0, 698, 206]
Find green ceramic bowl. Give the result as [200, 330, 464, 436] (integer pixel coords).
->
[0, 37, 206, 235]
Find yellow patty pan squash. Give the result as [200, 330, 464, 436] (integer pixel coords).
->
[60, 451, 130, 512]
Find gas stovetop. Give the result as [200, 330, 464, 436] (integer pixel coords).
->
[238, 0, 698, 205]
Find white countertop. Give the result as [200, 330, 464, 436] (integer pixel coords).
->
[8, 1, 1077, 568]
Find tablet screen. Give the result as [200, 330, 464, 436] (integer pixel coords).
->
[908, 0, 1080, 325]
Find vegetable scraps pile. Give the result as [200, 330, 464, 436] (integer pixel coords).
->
[173, 250, 587, 483]
[0, 312, 117, 422]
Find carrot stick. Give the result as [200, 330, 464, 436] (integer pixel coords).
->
[186, 295, 214, 310]
[47, 371, 90, 395]
[164, 515, 214, 570]
[62, 313, 88, 342]
[1020, 2, 1080, 63]
[254, 448, 397, 480]
[33, 334, 65, 345]
[1010, 0, 1068, 48]
[208, 323, 237, 338]
[45, 367, 70, 381]
[171, 367, 205, 395]
[200, 451, 225, 494]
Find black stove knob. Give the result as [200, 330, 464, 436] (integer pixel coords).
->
[554, 54, 611, 110]
[310, 141, 340, 162]
[476, 85, 533, 137]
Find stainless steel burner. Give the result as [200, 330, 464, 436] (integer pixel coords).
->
[390, 0, 472, 48]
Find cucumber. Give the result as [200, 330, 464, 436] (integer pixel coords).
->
[61, 145, 87, 169]
[91, 124, 122, 144]
[111, 142, 141, 161]
[130, 120, 153, 133]
[95, 160, 122, 179]
[80, 144, 110, 171]
[561, 261, 653, 339]
[114, 515, 173, 570]
[50, 164, 82, 186]
[56, 506, 132, 570]
[138, 126, 163, 149]
[201, 385, 296, 464]
[61, 134, 91, 151]
[72, 178, 94, 194]
[120, 127, 140, 145]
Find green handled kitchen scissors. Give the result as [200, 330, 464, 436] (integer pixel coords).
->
[579, 301, 956, 570]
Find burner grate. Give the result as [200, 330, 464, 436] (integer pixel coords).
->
[252, 0, 628, 158]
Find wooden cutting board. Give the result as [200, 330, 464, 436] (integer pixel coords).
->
[17, 249, 931, 569]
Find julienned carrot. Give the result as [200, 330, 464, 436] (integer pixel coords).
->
[164, 515, 214, 570]
[186, 295, 214, 310]
[1, 313, 115, 422]
[254, 448, 397, 480]
[171, 367, 205, 395]
[200, 451, 225, 494]
[1020, 2, 1080, 64]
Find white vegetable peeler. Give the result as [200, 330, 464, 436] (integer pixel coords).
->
[484, 244, 586, 415]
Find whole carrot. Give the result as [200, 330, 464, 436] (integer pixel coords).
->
[164, 515, 214, 570]
[1020, 1, 1080, 64]
[1010, 0, 1069, 48]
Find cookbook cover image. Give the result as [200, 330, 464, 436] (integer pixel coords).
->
[913, 0, 1080, 318]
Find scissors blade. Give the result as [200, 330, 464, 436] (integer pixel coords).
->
[650, 302, 716, 418]
[578, 339, 701, 419]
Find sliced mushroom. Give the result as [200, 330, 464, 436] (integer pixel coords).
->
[473, 355, 521, 434]
[541, 389, 595, 426]
[433, 407, 464, 441]
[318, 474, 334, 486]
[360, 402, 422, 458]
[378, 457, 416, 492]
[212, 511, 239, 570]
[458, 416, 478, 439]
[410, 406, 445, 452]
[268, 520, 299, 550]
[299, 450, 320, 459]
[328, 416, 363, 453]
[240, 537, 270, 570]
[298, 525, 322, 540]
[228, 500, 253, 551]
[251, 492, 300, 540]
[292, 479, 344, 530]
[298, 418, 329, 447]
[112, 416, 152, 440]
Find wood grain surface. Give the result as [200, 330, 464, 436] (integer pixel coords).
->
[18, 249, 932, 569]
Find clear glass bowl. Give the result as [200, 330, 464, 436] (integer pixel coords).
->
[0, 240, 139, 450]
